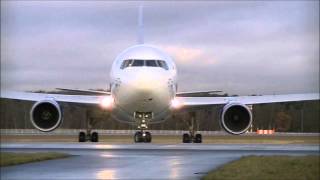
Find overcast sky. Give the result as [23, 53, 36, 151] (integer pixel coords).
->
[1, 1, 319, 95]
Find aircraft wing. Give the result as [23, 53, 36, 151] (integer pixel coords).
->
[176, 90, 222, 97]
[56, 88, 110, 95]
[177, 93, 319, 106]
[0, 90, 108, 105]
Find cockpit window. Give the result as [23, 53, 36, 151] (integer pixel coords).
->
[132, 60, 144, 66]
[120, 60, 133, 69]
[120, 59, 169, 70]
[157, 60, 169, 70]
[146, 60, 157, 67]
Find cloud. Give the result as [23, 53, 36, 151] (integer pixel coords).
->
[1, 1, 318, 95]
[161, 45, 215, 66]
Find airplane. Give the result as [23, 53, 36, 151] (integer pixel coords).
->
[1, 6, 319, 143]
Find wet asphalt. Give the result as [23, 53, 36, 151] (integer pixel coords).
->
[1, 143, 319, 179]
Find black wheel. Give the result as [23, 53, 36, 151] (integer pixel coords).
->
[91, 132, 99, 142]
[194, 133, 202, 143]
[183, 133, 191, 143]
[79, 132, 86, 142]
[134, 131, 143, 143]
[145, 132, 152, 143]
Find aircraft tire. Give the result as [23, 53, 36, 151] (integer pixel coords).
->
[91, 132, 99, 142]
[182, 133, 191, 143]
[134, 131, 143, 143]
[145, 132, 152, 143]
[194, 133, 202, 143]
[79, 132, 86, 142]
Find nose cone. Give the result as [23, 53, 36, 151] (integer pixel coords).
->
[116, 68, 172, 113]
[125, 68, 168, 91]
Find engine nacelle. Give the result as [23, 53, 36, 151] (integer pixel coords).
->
[221, 103, 252, 135]
[30, 99, 63, 132]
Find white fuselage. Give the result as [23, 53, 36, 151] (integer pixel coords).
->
[109, 44, 177, 124]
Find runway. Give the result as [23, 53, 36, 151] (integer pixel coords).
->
[1, 143, 319, 180]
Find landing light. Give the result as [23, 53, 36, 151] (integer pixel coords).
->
[100, 96, 114, 109]
[171, 98, 182, 109]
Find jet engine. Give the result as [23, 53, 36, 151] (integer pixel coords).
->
[221, 103, 252, 134]
[30, 99, 63, 132]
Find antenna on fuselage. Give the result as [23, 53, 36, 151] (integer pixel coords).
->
[137, 5, 144, 44]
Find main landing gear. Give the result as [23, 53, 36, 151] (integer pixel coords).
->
[182, 112, 202, 143]
[79, 110, 100, 142]
[133, 112, 152, 143]
[79, 131, 99, 142]
[182, 132, 202, 143]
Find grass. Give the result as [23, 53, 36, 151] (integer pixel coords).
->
[0, 152, 70, 167]
[1, 134, 319, 144]
[202, 155, 320, 180]
[202, 135, 320, 144]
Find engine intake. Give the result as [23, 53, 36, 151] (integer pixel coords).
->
[30, 100, 62, 132]
[221, 103, 252, 135]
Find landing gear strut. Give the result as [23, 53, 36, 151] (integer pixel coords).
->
[79, 110, 99, 142]
[182, 112, 202, 143]
[133, 112, 152, 143]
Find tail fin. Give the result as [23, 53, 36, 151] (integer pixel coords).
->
[137, 5, 144, 44]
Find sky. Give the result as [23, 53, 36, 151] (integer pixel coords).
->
[1, 1, 319, 95]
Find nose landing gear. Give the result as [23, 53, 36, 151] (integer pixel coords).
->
[134, 131, 152, 143]
[133, 112, 152, 143]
